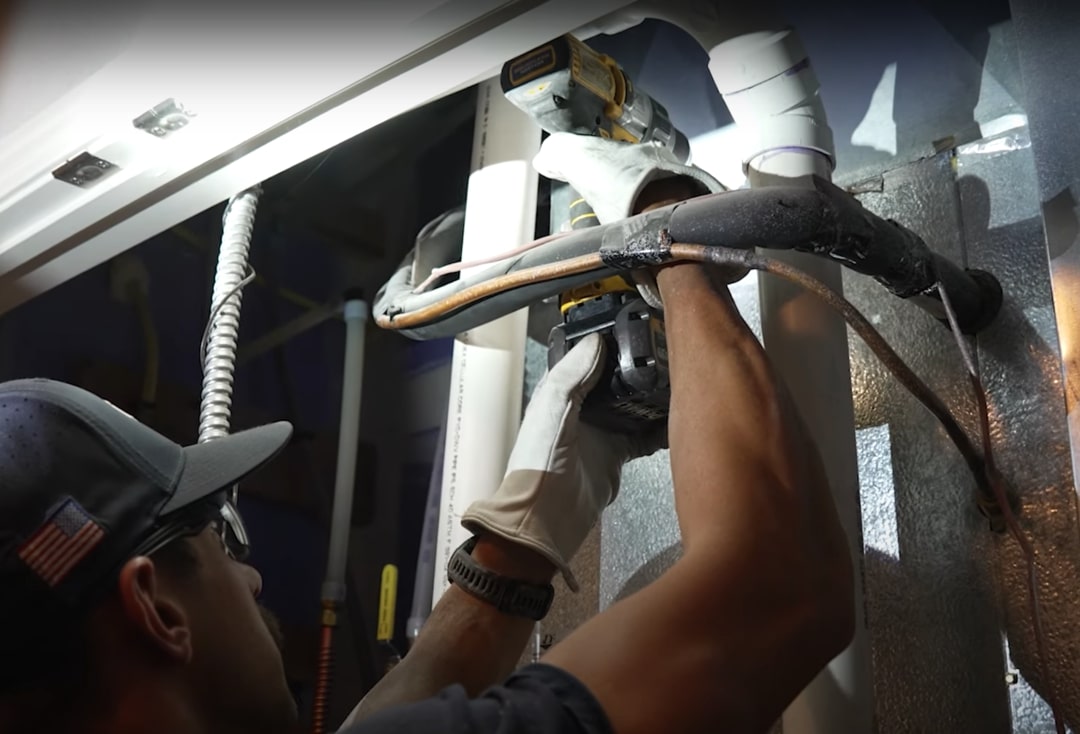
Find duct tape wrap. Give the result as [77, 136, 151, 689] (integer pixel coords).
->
[599, 209, 673, 269]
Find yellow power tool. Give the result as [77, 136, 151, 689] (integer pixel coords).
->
[500, 34, 690, 167]
[501, 35, 684, 433]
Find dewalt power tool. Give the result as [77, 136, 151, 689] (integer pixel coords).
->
[501, 35, 687, 434]
[500, 34, 690, 168]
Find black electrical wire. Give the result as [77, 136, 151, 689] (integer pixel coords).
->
[199, 267, 257, 366]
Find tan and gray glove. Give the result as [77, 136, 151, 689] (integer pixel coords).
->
[532, 132, 744, 301]
[532, 132, 725, 225]
[461, 333, 664, 591]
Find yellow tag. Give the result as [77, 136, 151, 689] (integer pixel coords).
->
[377, 564, 398, 642]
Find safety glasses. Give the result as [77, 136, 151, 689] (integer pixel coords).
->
[132, 495, 251, 563]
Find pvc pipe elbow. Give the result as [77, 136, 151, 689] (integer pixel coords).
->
[610, 0, 780, 53]
[708, 29, 836, 175]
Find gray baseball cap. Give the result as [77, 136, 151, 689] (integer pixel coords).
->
[0, 378, 291, 658]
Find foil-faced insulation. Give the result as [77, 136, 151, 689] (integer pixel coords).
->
[848, 154, 1011, 733]
[957, 130, 1080, 733]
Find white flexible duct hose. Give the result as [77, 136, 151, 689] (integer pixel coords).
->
[199, 186, 261, 447]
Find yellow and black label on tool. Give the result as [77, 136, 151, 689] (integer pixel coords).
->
[504, 43, 558, 88]
[559, 276, 636, 314]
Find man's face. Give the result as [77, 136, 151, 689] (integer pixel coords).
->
[162, 527, 297, 733]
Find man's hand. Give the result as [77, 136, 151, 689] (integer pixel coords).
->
[463, 332, 663, 591]
[533, 133, 748, 295]
[346, 334, 662, 724]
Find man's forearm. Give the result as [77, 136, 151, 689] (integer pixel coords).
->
[344, 535, 554, 724]
[543, 261, 854, 734]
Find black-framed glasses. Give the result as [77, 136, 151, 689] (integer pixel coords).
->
[218, 499, 250, 562]
[132, 496, 251, 563]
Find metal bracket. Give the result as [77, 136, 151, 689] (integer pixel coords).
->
[52, 153, 117, 188]
[132, 98, 196, 138]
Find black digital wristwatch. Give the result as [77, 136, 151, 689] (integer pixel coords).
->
[447, 536, 555, 621]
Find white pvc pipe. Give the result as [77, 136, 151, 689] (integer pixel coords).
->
[753, 179, 874, 734]
[709, 29, 835, 178]
[708, 26, 874, 734]
[407, 420, 446, 644]
[431, 79, 540, 605]
[322, 299, 369, 603]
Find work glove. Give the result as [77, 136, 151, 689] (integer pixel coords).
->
[532, 131, 724, 225]
[532, 132, 745, 301]
[461, 333, 665, 592]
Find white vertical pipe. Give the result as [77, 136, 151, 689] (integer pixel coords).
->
[755, 174, 874, 734]
[709, 28, 874, 734]
[322, 299, 369, 603]
[407, 419, 446, 644]
[431, 79, 540, 605]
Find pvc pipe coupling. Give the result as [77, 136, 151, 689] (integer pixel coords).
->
[344, 299, 370, 323]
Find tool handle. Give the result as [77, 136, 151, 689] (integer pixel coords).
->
[550, 181, 601, 234]
[566, 186, 601, 230]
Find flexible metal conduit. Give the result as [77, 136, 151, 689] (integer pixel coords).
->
[199, 186, 261, 445]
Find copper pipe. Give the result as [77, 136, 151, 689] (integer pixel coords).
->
[668, 243, 997, 511]
[311, 605, 336, 734]
[376, 253, 605, 331]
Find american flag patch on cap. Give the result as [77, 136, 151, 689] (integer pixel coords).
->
[18, 498, 106, 587]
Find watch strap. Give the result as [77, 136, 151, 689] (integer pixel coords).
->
[447, 536, 554, 621]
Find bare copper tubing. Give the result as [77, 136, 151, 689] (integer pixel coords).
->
[673, 242, 1062, 729]
[311, 623, 334, 734]
[375, 253, 606, 331]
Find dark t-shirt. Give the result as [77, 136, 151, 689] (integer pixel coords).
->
[341, 663, 613, 733]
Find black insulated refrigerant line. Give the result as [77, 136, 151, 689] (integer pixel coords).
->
[375, 175, 1001, 340]
[663, 175, 1002, 334]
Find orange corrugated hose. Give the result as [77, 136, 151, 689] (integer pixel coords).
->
[311, 603, 336, 734]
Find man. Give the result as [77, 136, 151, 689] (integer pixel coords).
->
[0, 135, 854, 734]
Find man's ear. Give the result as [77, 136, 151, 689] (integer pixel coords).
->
[116, 557, 193, 664]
